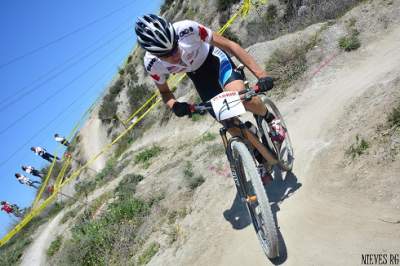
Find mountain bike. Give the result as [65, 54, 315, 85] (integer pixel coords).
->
[191, 72, 294, 259]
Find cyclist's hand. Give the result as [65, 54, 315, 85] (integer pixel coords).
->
[172, 101, 192, 117]
[256, 77, 274, 92]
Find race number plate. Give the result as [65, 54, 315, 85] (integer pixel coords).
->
[211, 91, 246, 121]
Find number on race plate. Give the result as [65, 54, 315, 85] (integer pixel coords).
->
[211, 91, 246, 121]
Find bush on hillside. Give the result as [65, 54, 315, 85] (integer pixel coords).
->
[338, 34, 361, 51]
[115, 173, 144, 199]
[387, 102, 400, 129]
[125, 63, 138, 83]
[265, 36, 317, 97]
[346, 134, 369, 159]
[127, 83, 153, 114]
[98, 77, 125, 122]
[264, 4, 278, 25]
[58, 192, 151, 265]
[47, 235, 63, 257]
[222, 28, 242, 45]
[246, 0, 363, 46]
[217, 0, 240, 12]
[161, 0, 174, 14]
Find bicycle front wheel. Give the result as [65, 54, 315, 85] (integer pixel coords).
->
[231, 140, 279, 258]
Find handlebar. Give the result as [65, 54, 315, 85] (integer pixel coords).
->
[190, 84, 264, 115]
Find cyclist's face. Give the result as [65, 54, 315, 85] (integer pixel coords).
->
[159, 46, 181, 64]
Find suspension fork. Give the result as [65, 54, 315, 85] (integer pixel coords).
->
[219, 128, 249, 199]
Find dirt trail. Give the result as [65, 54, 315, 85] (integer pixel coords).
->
[201, 24, 400, 266]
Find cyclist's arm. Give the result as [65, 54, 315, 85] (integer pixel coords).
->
[155, 82, 176, 109]
[211, 32, 268, 79]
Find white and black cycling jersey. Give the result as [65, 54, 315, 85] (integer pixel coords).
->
[144, 20, 213, 84]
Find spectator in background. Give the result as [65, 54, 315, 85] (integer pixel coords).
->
[21, 165, 44, 179]
[1, 201, 14, 215]
[1, 201, 24, 217]
[30, 146, 60, 162]
[54, 134, 70, 147]
[15, 173, 41, 189]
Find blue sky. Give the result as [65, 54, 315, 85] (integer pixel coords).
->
[0, 0, 162, 238]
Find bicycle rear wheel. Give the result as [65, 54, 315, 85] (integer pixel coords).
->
[231, 140, 279, 258]
[258, 95, 294, 171]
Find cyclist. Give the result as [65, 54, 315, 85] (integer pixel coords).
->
[21, 165, 44, 179]
[1, 201, 24, 217]
[135, 14, 285, 181]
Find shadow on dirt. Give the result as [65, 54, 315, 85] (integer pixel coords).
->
[223, 169, 301, 264]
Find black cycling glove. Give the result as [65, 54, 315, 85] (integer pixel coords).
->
[172, 101, 191, 117]
[256, 77, 274, 92]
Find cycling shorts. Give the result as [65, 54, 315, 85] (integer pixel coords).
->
[187, 46, 244, 118]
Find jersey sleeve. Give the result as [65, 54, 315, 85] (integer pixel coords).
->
[175, 20, 213, 44]
[144, 54, 167, 84]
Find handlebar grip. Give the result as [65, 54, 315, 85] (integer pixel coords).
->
[253, 84, 261, 93]
[255, 77, 274, 93]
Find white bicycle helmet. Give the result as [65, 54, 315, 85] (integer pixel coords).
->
[135, 14, 177, 56]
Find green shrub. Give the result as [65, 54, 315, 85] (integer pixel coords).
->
[188, 175, 205, 190]
[191, 113, 204, 122]
[126, 83, 153, 114]
[126, 63, 138, 82]
[61, 208, 78, 224]
[207, 144, 226, 157]
[126, 55, 133, 64]
[98, 95, 118, 122]
[263, 4, 278, 25]
[183, 161, 205, 190]
[222, 28, 241, 45]
[98, 78, 125, 122]
[75, 179, 97, 197]
[265, 38, 316, 96]
[183, 161, 194, 178]
[200, 132, 217, 143]
[160, 0, 174, 13]
[387, 103, 400, 128]
[217, 0, 240, 11]
[63, 196, 150, 265]
[0, 237, 32, 265]
[338, 33, 361, 51]
[114, 173, 144, 199]
[108, 198, 150, 222]
[95, 157, 117, 184]
[346, 134, 369, 159]
[115, 132, 135, 158]
[137, 242, 160, 265]
[47, 235, 63, 257]
[339, 18, 361, 52]
[135, 145, 163, 168]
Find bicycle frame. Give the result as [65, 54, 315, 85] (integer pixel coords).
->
[219, 118, 279, 168]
